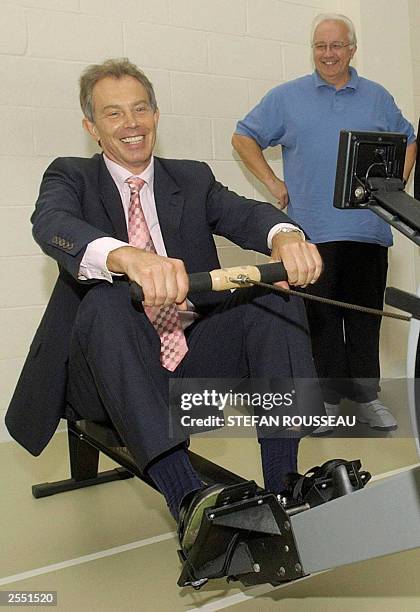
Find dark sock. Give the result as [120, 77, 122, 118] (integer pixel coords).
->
[259, 437, 300, 494]
[146, 447, 202, 521]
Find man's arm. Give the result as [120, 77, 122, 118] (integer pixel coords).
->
[198, 160, 322, 287]
[231, 133, 289, 209]
[404, 142, 417, 182]
[32, 159, 115, 279]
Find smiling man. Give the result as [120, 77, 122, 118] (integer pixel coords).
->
[6, 58, 324, 549]
[312, 18, 356, 90]
[82, 74, 159, 175]
[232, 13, 417, 433]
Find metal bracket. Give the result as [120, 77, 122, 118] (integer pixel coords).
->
[228, 274, 252, 286]
[177, 481, 306, 589]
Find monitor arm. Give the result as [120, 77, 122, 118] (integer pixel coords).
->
[364, 177, 420, 246]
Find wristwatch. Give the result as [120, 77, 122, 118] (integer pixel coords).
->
[276, 227, 306, 241]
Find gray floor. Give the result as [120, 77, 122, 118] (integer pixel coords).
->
[1, 430, 420, 611]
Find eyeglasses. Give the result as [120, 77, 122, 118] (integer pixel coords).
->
[312, 42, 351, 52]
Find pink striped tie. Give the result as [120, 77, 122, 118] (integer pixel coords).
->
[126, 176, 188, 371]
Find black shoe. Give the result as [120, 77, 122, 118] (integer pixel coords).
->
[178, 484, 225, 552]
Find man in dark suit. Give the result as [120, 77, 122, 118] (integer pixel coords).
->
[6, 59, 323, 549]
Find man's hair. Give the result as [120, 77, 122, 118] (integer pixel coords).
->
[311, 13, 357, 47]
[79, 58, 158, 122]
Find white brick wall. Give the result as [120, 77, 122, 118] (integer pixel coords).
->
[410, 0, 420, 122]
[247, 0, 316, 43]
[124, 23, 208, 72]
[0, 4, 27, 55]
[170, 0, 247, 34]
[2, 0, 416, 441]
[28, 11, 124, 61]
[171, 73, 249, 118]
[0, 307, 45, 360]
[81, 0, 171, 23]
[208, 33, 284, 80]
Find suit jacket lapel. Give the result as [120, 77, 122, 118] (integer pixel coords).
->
[98, 155, 129, 242]
[153, 157, 185, 259]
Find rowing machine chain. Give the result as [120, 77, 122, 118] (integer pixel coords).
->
[229, 275, 410, 322]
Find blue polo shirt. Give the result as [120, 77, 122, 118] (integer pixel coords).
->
[235, 68, 416, 246]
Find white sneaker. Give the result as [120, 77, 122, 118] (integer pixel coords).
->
[311, 402, 340, 436]
[356, 399, 398, 430]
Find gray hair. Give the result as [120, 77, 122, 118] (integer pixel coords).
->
[79, 58, 158, 122]
[311, 13, 357, 47]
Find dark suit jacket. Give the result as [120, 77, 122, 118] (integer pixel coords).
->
[6, 154, 294, 456]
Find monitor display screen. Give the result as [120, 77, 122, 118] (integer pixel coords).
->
[333, 130, 407, 208]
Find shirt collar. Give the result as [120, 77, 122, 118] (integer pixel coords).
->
[312, 66, 359, 90]
[103, 154, 155, 190]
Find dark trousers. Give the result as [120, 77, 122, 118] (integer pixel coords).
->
[305, 241, 388, 404]
[67, 281, 321, 472]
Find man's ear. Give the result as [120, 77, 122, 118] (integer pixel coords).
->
[82, 117, 98, 142]
[153, 108, 160, 126]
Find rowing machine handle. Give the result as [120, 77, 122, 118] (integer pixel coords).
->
[130, 262, 287, 303]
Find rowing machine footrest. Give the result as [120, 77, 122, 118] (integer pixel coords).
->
[177, 481, 305, 589]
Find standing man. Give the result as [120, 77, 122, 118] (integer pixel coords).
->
[232, 13, 416, 432]
[6, 59, 323, 549]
